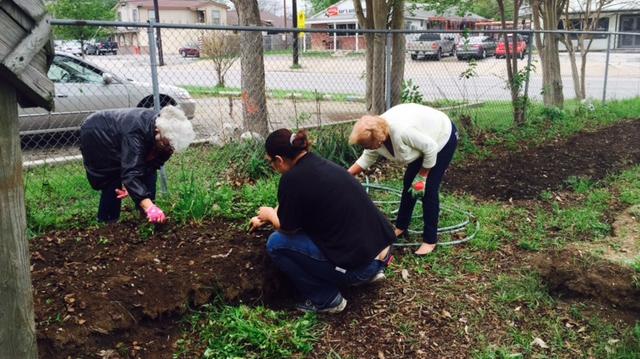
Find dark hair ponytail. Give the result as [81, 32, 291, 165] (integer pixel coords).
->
[265, 128, 310, 159]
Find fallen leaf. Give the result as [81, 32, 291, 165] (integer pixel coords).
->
[608, 339, 620, 345]
[531, 337, 549, 349]
[401, 269, 410, 282]
[378, 351, 385, 359]
[442, 310, 452, 319]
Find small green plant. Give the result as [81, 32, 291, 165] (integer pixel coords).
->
[97, 236, 110, 245]
[401, 79, 424, 104]
[175, 302, 320, 358]
[137, 223, 155, 241]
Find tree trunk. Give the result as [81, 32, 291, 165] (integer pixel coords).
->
[371, 1, 389, 114]
[0, 82, 38, 358]
[540, 0, 564, 107]
[580, 51, 588, 99]
[364, 33, 374, 111]
[390, 0, 406, 107]
[231, 0, 268, 137]
[565, 36, 583, 99]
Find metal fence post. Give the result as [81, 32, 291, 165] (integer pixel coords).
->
[602, 32, 612, 103]
[524, 30, 534, 99]
[147, 20, 169, 194]
[521, 29, 535, 120]
[385, 32, 392, 110]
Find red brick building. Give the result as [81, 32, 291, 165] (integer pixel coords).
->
[306, 0, 485, 51]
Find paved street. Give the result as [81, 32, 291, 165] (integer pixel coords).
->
[22, 50, 640, 164]
[88, 51, 640, 103]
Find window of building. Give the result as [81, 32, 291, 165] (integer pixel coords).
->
[148, 10, 155, 22]
[559, 17, 609, 38]
[211, 10, 221, 25]
[132, 9, 138, 22]
[197, 10, 206, 23]
[117, 11, 122, 21]
[331, 23, 357, 37]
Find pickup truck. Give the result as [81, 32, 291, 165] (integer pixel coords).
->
[407, 33, 456, 61]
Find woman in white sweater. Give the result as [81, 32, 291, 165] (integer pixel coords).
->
[347, 103, 458, 255]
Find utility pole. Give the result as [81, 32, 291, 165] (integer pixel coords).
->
[153, 0, 165, 66]
[292, 0, 299, 66]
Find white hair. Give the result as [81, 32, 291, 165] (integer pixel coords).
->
[155, 105, 196, 152]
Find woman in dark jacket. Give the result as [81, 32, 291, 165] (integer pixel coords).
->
[80, 106, 195, 223]
[250, 129, 395, 313]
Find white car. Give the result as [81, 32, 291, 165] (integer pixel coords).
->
[19, 52, 196, 135]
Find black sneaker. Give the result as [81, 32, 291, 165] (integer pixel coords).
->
[296, 293, 347, 314]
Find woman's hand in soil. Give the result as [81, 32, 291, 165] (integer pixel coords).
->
[257, 206, 276, 222]
[145, 204, 167, 224]
[249, 216, 266, 232]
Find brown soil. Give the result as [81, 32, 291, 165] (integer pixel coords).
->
[446, 120, 640, 200]
[532, 206, 640, 312]
[32, 221, 293, 358]
[31, 121, 640, 358]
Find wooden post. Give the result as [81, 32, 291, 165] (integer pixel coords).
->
[0, 82, 37, 358]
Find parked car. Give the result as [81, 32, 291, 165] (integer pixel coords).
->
[57, 40, 83, 56]
[407, 33, 456, 61]
[84, 41, 118, 55]
[495, 35, 527, 59]
[456, 36, 497, 60]
[179, 44, 201, 58]
[18, 52, 196, 135]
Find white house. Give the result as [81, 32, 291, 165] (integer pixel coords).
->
[115, 0, 229, 54]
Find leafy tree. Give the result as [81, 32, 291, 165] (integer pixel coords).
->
[48, 0, 117, 54]
[201, 31, 241, 88]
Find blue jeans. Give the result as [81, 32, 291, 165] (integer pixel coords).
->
[396, 123, 458, 244]
[97, 172, 157, 223]
[266, 231, 386, 307]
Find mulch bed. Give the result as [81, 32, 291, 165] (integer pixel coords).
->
[446, 120, 640, 200]
[31, 120, 640, 357]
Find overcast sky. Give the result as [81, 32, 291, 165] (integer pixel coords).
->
[223, 0, 315, 16]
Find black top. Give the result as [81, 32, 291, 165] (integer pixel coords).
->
[277, 153, 395, 270]
[79, 108, 162, 204]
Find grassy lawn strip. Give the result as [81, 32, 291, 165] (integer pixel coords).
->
[173, 300, 320, 358]
[181, 85, 362, 102]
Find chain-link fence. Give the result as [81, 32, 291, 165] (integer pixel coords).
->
[20, 20, 640, 170]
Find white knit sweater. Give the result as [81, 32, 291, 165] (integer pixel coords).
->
[355, 103, 452, 170]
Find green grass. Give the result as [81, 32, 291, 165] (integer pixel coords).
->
[493, 271, 554, 310]
[174, 302, 320, 358]
[264, 49, 334, 58]
[181, 85, 361, 102]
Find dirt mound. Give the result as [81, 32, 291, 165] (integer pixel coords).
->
[31, 220, 292, 358]
[446, 120, 640, 200]
[533, 206, 640, 312]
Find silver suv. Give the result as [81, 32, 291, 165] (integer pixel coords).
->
[407, 33, 456, 61]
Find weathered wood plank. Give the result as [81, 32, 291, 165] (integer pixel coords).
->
[0, 9, 27, 60]
[12, 0, 45, 21]
[0, 1, 34, 32]
[0, 63, 54, 110]
[3, 15, 51, 75]
[0, 81, 38, 359]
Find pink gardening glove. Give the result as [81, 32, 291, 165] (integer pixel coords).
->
[145, 205, 166, 223]
[115, 187, 129, 199]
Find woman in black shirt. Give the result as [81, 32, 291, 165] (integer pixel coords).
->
[250, 129, 395, 313]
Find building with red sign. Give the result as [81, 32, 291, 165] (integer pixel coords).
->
[305, 0, 486, 51]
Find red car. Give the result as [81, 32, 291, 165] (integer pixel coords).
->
[179, 44, 200, 57]
[495, 35, 526, 59]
